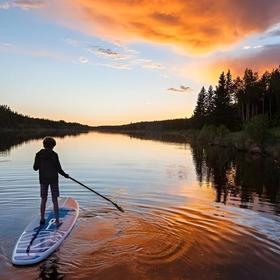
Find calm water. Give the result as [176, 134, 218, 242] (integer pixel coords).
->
[0, 132, 280, 279]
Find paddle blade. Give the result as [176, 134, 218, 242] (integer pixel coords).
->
[114, 203, 125, 212]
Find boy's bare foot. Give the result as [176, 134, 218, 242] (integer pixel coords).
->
[40, 218, 45, 226]
[55, 220, 63, 227]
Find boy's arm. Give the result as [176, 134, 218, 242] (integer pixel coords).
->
[33, 154, 40, 171]
[55, 154, 69, 178]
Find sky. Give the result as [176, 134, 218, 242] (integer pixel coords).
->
[1, 0, 280, 125]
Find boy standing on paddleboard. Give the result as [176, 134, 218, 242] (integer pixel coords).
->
[33, 137, 69, 226]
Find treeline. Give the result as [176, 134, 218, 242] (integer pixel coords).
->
[193, 67, 280, 129]
[0, 105, 92, 130]
[96, 118, 191, 131]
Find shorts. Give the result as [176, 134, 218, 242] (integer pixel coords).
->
[40, 183, 59, 198]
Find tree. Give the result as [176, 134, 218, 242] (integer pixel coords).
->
[259, 71, 270, 115]
[233, 76, 245, 121]
[242, 68, 258, 121]
[205, 85, 215, 117]
[212, 72, 232, 126]
[225, 70, 234, 104]
[268, 67, 280, 119]
[193, 87, 207, 126]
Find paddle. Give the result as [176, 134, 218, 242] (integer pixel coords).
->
[26, 225, 43, 254]
[69, 176, 124, 213]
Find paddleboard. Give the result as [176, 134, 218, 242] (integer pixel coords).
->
[12, 197, 79, 265]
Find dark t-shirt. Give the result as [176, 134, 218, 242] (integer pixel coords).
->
[33, 149, 67, 184]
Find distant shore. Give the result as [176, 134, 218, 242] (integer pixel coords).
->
[0, 105, 93, 132]
[93, 126, 280, 161]
[0, 127, 93, 133]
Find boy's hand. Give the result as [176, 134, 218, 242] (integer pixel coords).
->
[64, 174, 70, 178]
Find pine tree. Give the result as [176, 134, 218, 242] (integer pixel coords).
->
[269, 67, 280, 119]
[212, 72, 232, 125]
[194, 86, 207, 120]
[225, 70, 234, 104]
[205, 85, 215, 116]
[243, 68, 258, 121]
[234, 76, 245, 121]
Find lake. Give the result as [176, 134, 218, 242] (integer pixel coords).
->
[0, 131, 279, 279]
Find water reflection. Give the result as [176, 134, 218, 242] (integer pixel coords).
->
[99, 131, 280, 215]
[1, 131, 280, 279]
[1, 130, 280, 215]
[191, 144, 280, 214]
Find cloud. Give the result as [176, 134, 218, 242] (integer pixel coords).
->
[269, 29, 280, 37]
[86, 44, 164, 70]
[0, 2, 10, 9]
[0, 42, 14, 48]
[0, 0, 45, 10]
[141, 62, 163, 70]
[183, 43, 280, 83]
[79, 56, 88, 63]
[87, 46, 131, 60]
[56, 0, 280, 54]
[63, 38, 81, 46]
[167, 85, 192, 93]
[93, 62, 132, 70]
[210, 43, 280, 78]
[243, 45, 263, 50]
[262, 27, 280, 38]
[132, 58, 164, 69]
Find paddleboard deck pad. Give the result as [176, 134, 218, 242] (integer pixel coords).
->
[12, 197, 79, 265]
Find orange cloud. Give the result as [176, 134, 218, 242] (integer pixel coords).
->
[207, 44, 280, 81]
[178, 43, 280, 84]
[62, 0, 280, 54]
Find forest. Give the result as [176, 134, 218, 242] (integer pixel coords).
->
[193, 67, 280, 129]
[0, 105, 92, 130]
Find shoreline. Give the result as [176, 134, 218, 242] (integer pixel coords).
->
[93, 127, 280, 161]
[1, 126, 279, 161]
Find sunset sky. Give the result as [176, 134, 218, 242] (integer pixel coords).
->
[1, 0, 280, 125]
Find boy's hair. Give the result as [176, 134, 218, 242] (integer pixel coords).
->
[43, 137, 56, 149]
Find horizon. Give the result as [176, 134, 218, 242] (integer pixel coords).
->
[1, 1, 280, 125]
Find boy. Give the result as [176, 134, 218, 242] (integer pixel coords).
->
[33, 137, 69, 226]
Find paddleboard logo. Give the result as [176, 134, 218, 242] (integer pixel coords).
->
[46, 218, 56, 230]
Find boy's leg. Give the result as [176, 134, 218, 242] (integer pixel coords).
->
[40, 184, 48, 224]
[50, 183, 61, 224]
[52, 196, 59, 222]
[40, 197, 47, 222]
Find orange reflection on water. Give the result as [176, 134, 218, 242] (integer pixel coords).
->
[52, 201, 280, 280]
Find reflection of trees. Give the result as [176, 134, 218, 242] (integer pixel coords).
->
[0, 130, 89, 154]
[98, 130, 191, 144]
[191, 143, 280, 214]
[102, 131, 280, 214]
[192, 144, 233, 204]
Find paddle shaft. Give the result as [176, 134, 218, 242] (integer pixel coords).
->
[26, 225, 42, 254]
[69, 177, 124, 212]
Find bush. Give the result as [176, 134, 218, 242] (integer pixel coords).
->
[244, 115, 269, 144]
[198, 125, 216, 142]
[197, 125, 230, 143]
[216, 125, 230, 137]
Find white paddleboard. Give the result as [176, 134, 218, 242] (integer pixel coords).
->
[12, 197, 79, 265]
